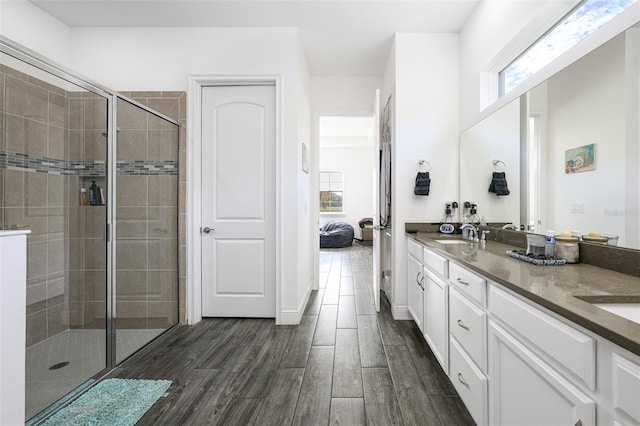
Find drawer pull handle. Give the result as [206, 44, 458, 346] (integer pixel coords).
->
[456, 278, 469, 286]
[457, 372, 469, 388]
[416, 272, 422, 284]
[457, 319, 470, 330]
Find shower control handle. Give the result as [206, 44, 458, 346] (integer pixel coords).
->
[202, 227, 213, 234]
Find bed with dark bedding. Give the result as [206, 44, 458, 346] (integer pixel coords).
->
[319, 221, 354, 248]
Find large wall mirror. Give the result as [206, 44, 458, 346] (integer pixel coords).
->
[460, 21, 640, 250]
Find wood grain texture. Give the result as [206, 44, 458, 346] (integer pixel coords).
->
[280, 314, 318, 368]
[430, 395, 475, 425]
[385, 345, 441, 425]
[332, 329, 363, 398]
[292, 346, 335, 425]
[304, 289, 325, 315]
[362, 368, 403, 426]
[329, 398, 366, 425]
[357, 315, 387, 367]
[255, 368, 305, 426]
[337, 295, 357, 329]
[313, 304, 338, 346]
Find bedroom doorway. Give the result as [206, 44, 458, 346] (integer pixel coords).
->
[317, 114, 377, 311]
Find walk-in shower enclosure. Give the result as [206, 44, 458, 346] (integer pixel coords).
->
[0, 39, 180, 420]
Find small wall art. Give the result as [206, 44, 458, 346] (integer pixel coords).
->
[302, 143, 310, 174]
[565, 143, 595, 174]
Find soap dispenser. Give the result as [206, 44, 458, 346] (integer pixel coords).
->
[89, 181, 102, 206]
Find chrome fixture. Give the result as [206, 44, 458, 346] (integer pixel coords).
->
[461, 223, 478, 241]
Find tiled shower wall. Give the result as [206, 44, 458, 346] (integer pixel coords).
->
[0, 64, 109, 346]
[119, 91, 186, 324]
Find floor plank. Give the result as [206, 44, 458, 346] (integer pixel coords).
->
[430, 395, 476, 425]
[337, 295, 357, 329]
[215, 398, 264, 426]
[280, 315, 318, 368]
[323, 280, 340, 305]
[304, 289, 324, 315]
[313, 304, 338, 346]
[357, 315, 387, 367]
[332, 329, 363, 398]
[385, 345, 441, 425]
[254, 368, 305, 426]
[329, 398, 366, 426]
[378, 296, 408, 346]
[339, 276, 354, 295]
[362, 367, 403, 426]
[292, 346, 335, 425]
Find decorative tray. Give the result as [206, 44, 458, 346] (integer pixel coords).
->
[506, 250, 566, 266]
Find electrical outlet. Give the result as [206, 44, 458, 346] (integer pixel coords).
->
[572, 203, 584, 214]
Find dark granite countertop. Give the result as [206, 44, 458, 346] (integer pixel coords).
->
[408, 232, 640, 357]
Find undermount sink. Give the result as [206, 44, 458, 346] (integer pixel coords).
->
[575, 295, 640, 325]
[435, 239, 470, 245]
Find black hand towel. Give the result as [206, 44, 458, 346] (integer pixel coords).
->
[414, 172, 431, 196]
[488, 172, 510, 196]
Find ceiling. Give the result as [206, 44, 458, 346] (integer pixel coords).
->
[29, 0, 480, 75]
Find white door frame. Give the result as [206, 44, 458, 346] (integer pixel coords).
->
[187, 75, 282, 324]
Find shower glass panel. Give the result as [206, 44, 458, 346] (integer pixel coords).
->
[0, 52, 109, 420]
[115, 98, 179, 363]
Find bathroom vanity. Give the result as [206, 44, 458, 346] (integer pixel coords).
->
[406, 232, 640, 426]
[0, 230, 29, 425]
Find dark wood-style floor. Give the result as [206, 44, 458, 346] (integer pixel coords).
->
[110, 245, 474, 425]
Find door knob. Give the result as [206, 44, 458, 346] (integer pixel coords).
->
[202, 227, 213, 234]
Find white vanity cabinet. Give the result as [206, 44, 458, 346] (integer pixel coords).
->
[0, 230, 30, 426]
[424, 268, 448, 372]
[407, 238, 424, 332]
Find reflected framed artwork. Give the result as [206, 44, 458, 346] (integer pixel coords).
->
[565, 143, 595, 174]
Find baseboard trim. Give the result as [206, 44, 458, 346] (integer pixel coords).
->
[278, 283, 312, 325]
[392, 304, 411, 320]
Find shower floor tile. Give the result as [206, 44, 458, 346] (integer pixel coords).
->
[26, 328, 164, 420]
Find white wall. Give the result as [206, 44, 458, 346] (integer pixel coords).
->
[296, 38, 312, 319]
[460, 98, 520, 224]
[66, 26, 309, 323]
[0, 0, 72, 66]
[544, 33, 626, 244]
[390, 33, 459, 318]
[319, 144, 374, 235]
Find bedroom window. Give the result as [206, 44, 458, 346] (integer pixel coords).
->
[320, 171, 344, 213]
[500, 0, 638, 96]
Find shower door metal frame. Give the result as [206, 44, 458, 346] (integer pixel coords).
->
[1, 36, 181, 421]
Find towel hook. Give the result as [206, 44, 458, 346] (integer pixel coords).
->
[418, 159, 431, 172]
[491, 160, 506, 173]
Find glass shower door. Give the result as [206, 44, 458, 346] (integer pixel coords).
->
[114, 98, 179, 363]
[0, 51, 109, 420]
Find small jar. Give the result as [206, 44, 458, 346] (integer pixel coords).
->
[555, 237, 579, 263]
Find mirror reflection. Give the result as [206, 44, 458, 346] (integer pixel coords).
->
[460, 22, 640, 250]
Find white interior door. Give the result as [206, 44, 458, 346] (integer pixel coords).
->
[372, 89, 381, 312]
[201, 85, 276, 317]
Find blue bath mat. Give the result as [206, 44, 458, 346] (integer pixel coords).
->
[42, 378, 171, 426]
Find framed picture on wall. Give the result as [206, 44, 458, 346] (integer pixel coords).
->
[565, 143, 595, 174]
[302, 143, 310, 174]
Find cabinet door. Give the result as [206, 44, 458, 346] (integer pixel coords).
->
[407, 254, 424, 332]
[489, 321, 595, 426]
[424, 269, 448, 372]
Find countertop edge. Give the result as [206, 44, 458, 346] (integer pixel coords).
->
[407, 232, 640, 357]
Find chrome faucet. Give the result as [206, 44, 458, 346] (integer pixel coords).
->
[461, 223, 478, 241]
[481, 230, 490, 244]
[501, 223, 517, 231]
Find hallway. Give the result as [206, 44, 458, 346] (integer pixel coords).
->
[109, 245, 473, 425]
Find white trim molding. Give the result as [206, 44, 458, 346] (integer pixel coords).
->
[186, 74, 283, 325]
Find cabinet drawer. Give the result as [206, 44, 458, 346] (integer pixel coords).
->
[450, 337, 488, 426]
[407, 238, 423, 262]
[612, 353, 640, 423]
[450, 287, 487, 372]
[490, 285, 595, 390]
[449, 262, 486, 307]
[424, 247, 448, 278]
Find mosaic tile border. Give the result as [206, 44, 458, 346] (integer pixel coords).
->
[0, 151, 178, 176]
